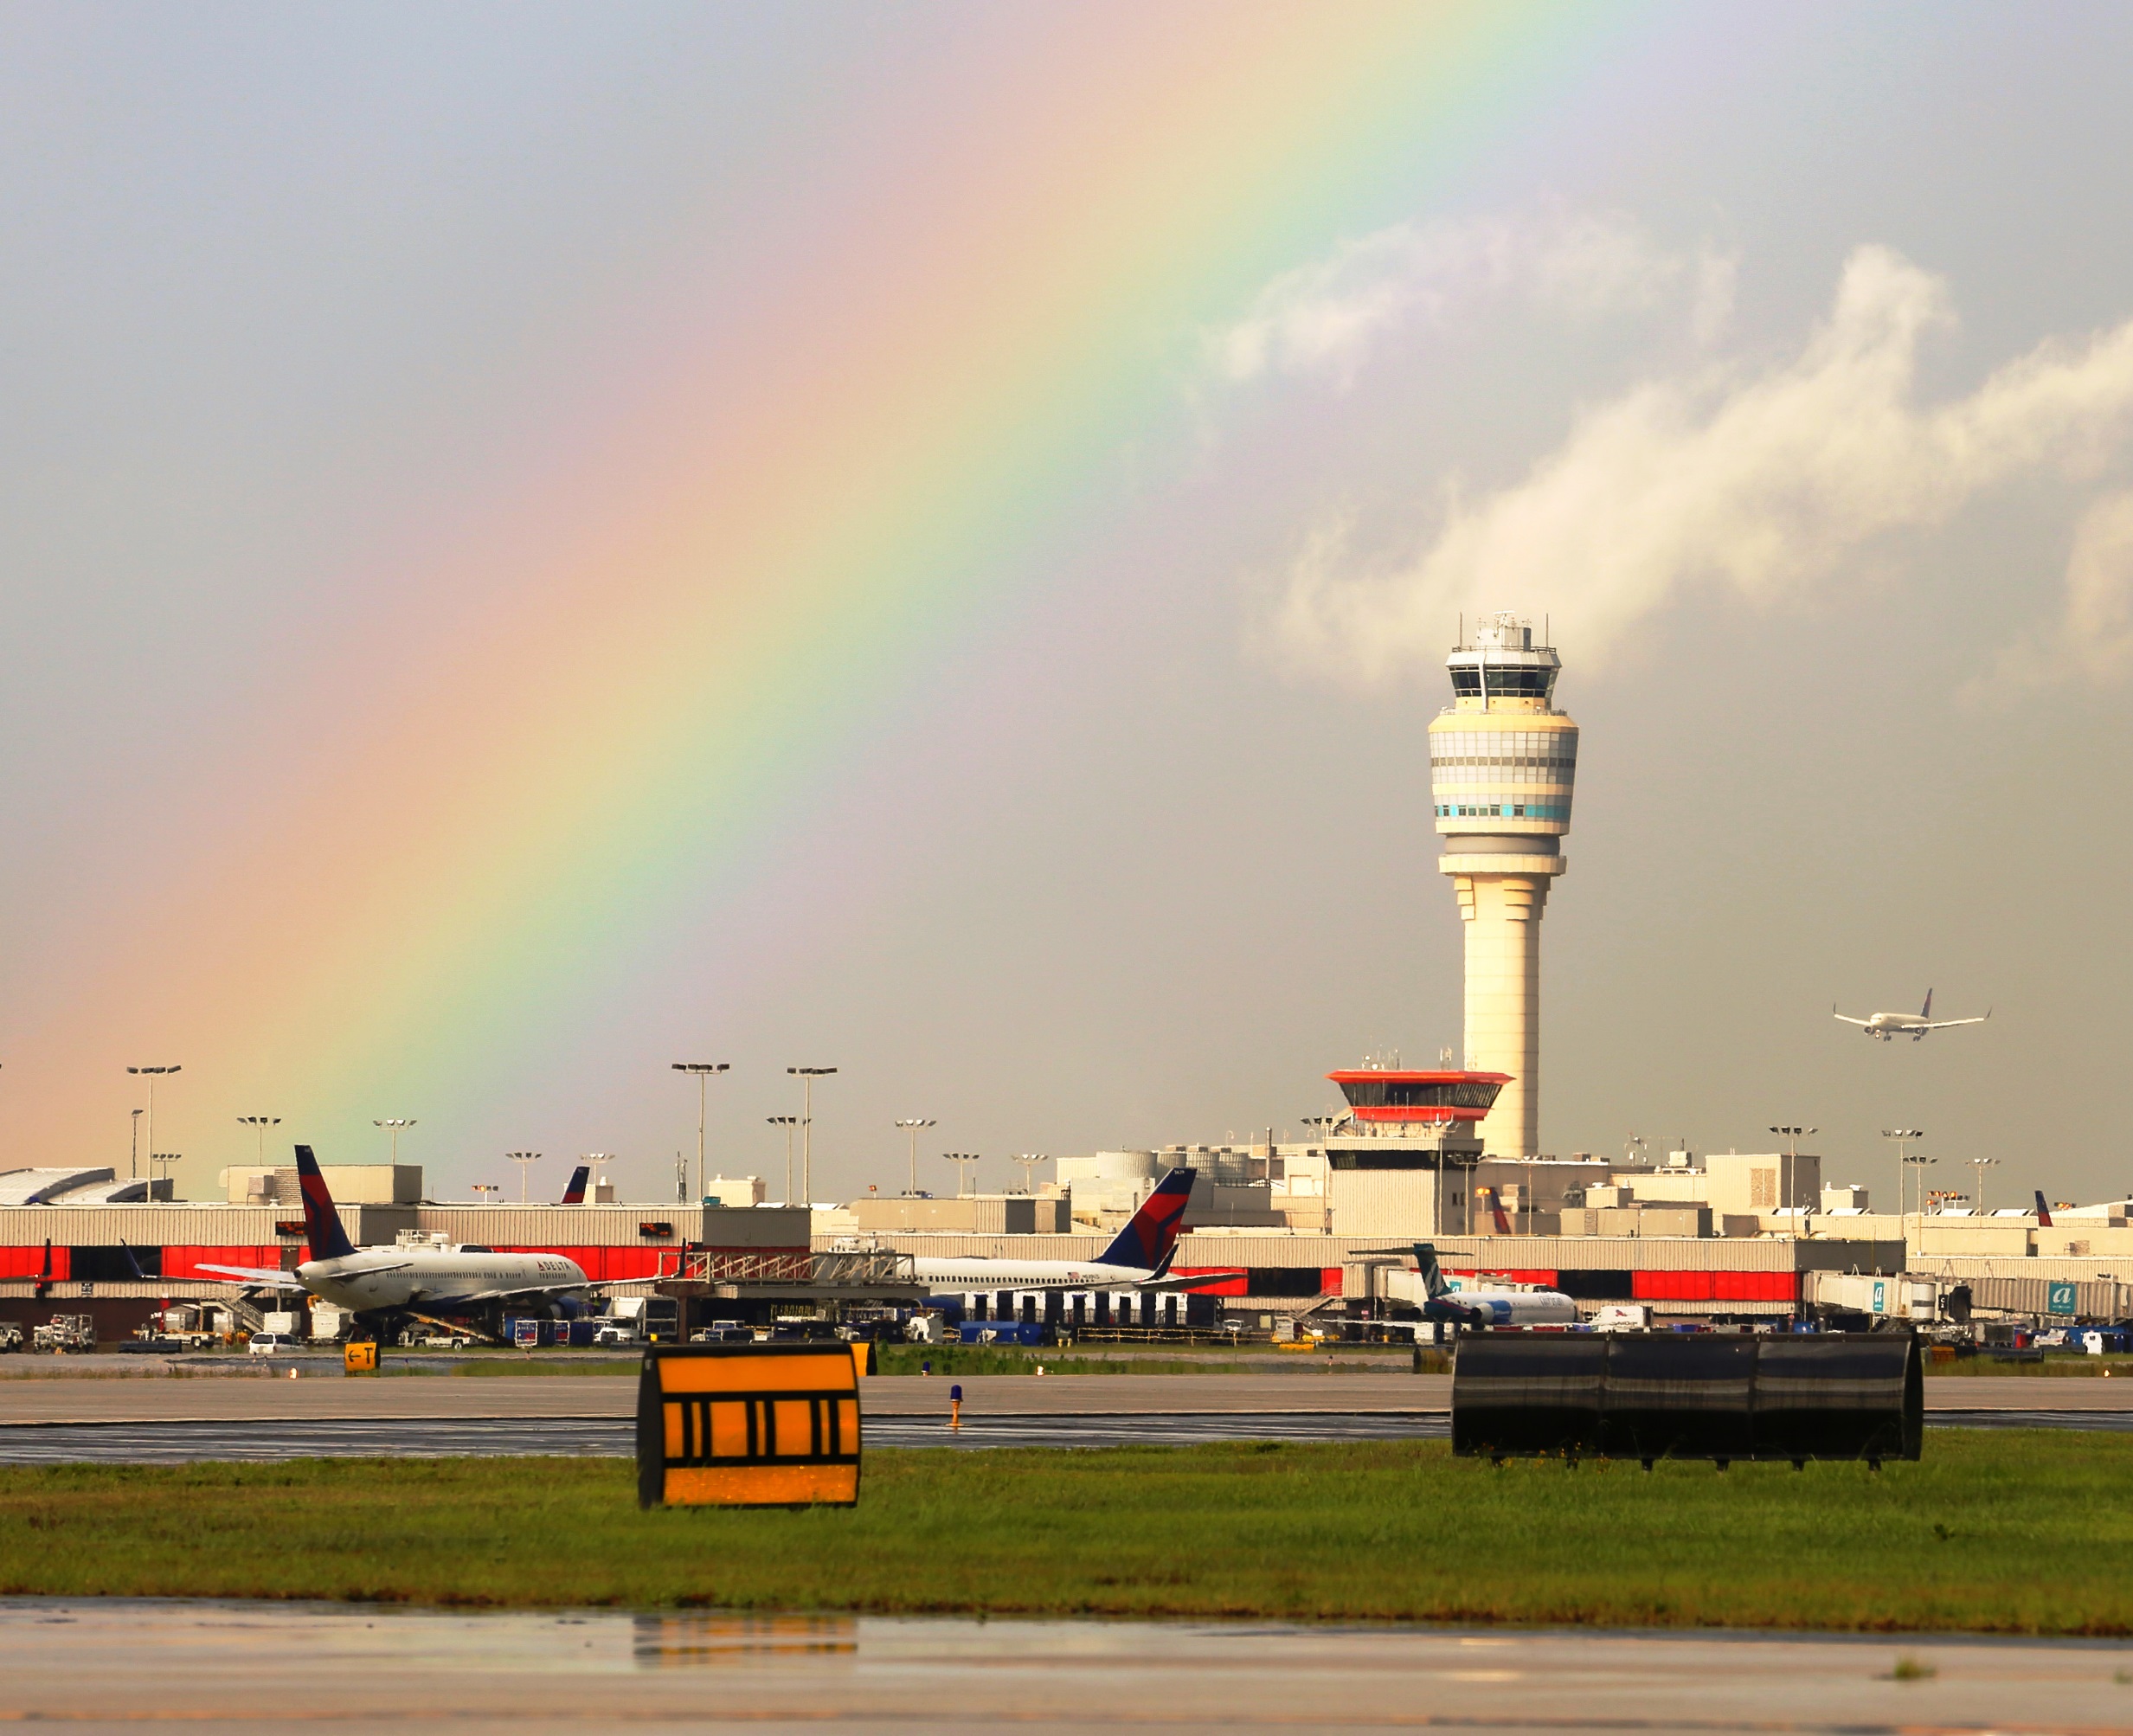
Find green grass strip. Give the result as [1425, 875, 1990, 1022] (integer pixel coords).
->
[3, 1432, 2129, 1630]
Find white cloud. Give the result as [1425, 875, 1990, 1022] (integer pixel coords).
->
[1264, 244, 2133, 685]
[1211, 209, 1726, 389]
[1982, 490, 2133, 694]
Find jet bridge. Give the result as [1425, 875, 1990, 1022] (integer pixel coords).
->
[653, 1248, 927, 1307]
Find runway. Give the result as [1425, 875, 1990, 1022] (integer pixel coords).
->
[3, 1404, 2128, 1465]
[3, 1599, 2130, 1733]
[6, 1369, 2131, 1425]
[0, 1409, 1453, 1463]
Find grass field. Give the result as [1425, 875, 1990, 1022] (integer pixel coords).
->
[3, 1432, 2130, 1631]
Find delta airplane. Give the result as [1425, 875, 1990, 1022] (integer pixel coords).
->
[1410, 1242, 1577, 1328]
[1833, 990, 1990, 1042]
[200, 1147, 592, 1324]
[914, 1168, 1198, 1296]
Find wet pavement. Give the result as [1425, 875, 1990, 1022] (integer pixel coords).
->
[2, 1599, 2130, 1733]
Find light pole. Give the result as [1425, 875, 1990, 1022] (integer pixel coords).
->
[767, 1117, 798, 1203]
[128, 1066, 181, 1185]
[374, 1119, 416, 1164]
[895, 1119, 936, 1196]
[506, 1151, 541, 1203]
[1769, 1126, 1816, 1233]
[472, 1183, 499, 1202]
[150, 1153, 180, 1193]
[1882, 1129, 1924, 1231]
[943, 1152, 980, 1198]
[131, 1109, 143, 1181]
[1969, 1154, 2000, 1217]
[237, 1117, 282, 1171]
[1010, 1154, 1046, 1195]
[787, 1067, 837, 1204]
[671, 1064, 729, 1204]
[581, 1154, 614, 1203]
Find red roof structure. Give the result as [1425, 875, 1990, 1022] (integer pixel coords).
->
[1326, 1069, 1511, 1125]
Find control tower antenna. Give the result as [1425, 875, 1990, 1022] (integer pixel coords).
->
[1429, 612, 1577, 1159]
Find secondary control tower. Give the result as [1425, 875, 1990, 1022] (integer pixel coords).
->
[1428, 614, 1577, 1157]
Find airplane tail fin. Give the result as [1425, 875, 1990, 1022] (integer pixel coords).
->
[1922, 988, 1933, 1019]
[1487, 1186, 1513, 1234]
[119, 1239, 147, 1282]
[1412, 1243, 1449, 1300]
[560, 1163, 590, 1206]
[2034, 1189, 2054, 1229]
[1097, 1167, 1194, 1271]
[294, 1145, 357, 1260]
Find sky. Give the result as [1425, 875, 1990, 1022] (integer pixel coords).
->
[3, 3, 2132, 1212]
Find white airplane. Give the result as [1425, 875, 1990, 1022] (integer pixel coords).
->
[1411, 1243, 1577, 1328]
[915, 1168, 1198, 1296]
[200, 1146, 591, 1324]
[1833, 989, 1990, 1043]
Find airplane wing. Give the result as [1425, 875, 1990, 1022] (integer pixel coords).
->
[447, 1280, 593, 1304]
[196, 1263, 307, 1289]
[1831, 1006, 1872, 1026]
[1923, 1011, 1990, 1029]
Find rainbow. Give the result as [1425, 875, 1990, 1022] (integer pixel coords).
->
[12, 5, 1631, 1181]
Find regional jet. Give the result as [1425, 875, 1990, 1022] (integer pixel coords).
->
[913, 1168, 1198, 1296]
[199, 1147, 591, 1326]
[1833, 990, 1990, 1042]
[1410, 1243, 1577, 1328]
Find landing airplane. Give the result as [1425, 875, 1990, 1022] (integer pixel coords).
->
[1833, 990, 1990, 1042]
[914, 1168, 1198, 1296]
[199, 1147, 591, 1325]
[1410, 1242, 1577, 1328]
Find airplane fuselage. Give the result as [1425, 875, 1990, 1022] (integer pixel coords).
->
[1858, 1013, 1931, 1040]
[1430, 1287, 1578, 1326]
[296, 1250, 588, 1313]
[913, 1257, 1177, 1295]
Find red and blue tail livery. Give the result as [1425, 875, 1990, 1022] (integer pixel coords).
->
[560, 1164, 591, 1206]
[1097, 1168, 1194, 1273]
[295, 1144, 357, 1261]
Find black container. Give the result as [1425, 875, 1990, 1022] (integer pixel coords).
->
[1451, 1333, 1920, 1464]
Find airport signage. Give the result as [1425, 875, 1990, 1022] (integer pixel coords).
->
[2047, 1281, 2078, 1316]
[636, 1342, 861, 1509]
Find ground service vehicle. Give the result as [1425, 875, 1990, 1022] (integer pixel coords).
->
[32, 1315, 96, 1352]
[247, 1333, 298, 1355]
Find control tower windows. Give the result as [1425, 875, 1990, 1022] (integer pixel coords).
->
[1436, 801, 1570, 820]
[1450, 665, 1557, 700]
[1429, 730, 1578, 772]
[1338, 1077, 1502, 1112]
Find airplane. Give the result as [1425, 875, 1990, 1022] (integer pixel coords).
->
[199, 1146, 592, 1328]
[912, 1168, 1200, 1296]
[2034, 1190, 2053, 1230]
[559, 1163, 590, 1205]
[1409, 1242, 1577, 1328]
[1833, 989, 1990, 1042]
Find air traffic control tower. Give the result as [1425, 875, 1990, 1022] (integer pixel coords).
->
[1429, 613, 1577, 1158]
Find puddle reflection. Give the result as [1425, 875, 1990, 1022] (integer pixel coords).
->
[633, 1611, 858, 1668]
